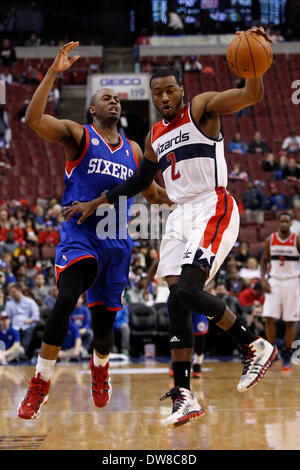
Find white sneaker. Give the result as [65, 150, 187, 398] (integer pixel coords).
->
[160, 386, 205, 427]
[237, 338, 278, 392]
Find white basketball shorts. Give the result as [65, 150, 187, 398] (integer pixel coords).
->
[262, 276, 300, 322]
[155, 187, 240, 285]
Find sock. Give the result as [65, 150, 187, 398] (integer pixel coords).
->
[227, 317, 257, 345]
[93, 350, 109, 368]
[193, 353, 204, 365]
[173, 361, 191, 390]
[35, 356, 56, 382]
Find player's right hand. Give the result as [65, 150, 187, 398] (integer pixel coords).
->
[261, 278, 271, 293]
[50, 41, 80, 74]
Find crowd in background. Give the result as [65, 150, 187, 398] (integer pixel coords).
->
[0, 190, 299, 365]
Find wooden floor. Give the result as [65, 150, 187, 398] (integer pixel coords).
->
[1, 359, 300, 451]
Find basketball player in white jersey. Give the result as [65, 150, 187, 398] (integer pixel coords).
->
[64, 26, 277, 427]
[261, 212, 300, 371]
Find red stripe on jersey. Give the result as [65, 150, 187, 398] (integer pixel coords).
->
[201, 187, 233, 253]
[128, 139, 139, 169]
[65, 125, 90, 176]
[151, 104, 190, 142]
[272, 232, 296, 246]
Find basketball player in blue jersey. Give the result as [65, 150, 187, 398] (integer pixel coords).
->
[17, 42, 173, 420]
[64, 27, 278, 427]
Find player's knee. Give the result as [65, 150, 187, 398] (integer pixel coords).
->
[176, 284, 226, 324]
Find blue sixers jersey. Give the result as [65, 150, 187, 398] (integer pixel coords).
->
[63, 124, 138, 228]
[55, 124, 139, 310]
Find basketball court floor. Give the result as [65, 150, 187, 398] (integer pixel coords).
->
[1, 358, 300, 451]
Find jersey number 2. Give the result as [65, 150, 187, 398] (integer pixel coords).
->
[167, 152, 181, 180]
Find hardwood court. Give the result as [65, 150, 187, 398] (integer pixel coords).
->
[1, 359, 300, 450]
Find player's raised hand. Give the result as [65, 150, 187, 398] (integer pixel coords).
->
[50, 41, 80, 74]
[236, 26, 274, 44]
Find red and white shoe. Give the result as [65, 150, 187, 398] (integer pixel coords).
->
[160, 387, 205, 427]
[90, 357, 111, 408]
[237, 338, 278, 392]
[17, 373, 50, 420]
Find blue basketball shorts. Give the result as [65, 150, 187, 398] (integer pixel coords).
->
[55, 220, 132, 310]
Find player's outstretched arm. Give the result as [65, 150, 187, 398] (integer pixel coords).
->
[25, 41, 83, 154]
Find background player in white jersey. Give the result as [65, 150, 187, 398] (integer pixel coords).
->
[261, 212, 300, 371]
[64, 27, 278, 427]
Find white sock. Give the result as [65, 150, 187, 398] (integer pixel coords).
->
[93, 351, 109, 368]
[193, 353, 204, 365]
[35, 356, 56, 382]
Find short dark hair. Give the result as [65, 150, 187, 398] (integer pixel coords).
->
[279, 211, 293, 221]
[149, 68, 182, 88]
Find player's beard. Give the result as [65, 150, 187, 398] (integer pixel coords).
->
[156, 95, 184, 121]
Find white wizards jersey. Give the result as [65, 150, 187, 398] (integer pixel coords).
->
[151, 102, 227, 204]
[269, 232, 300, 280]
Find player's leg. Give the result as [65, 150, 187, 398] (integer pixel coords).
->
[18, 258, 98, 420]
[87, 239, 132, 408]
[281, 277, 300, 370]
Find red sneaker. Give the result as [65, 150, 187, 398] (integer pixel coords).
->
[90, 357, 111, 408]
[17, 373, 50, 420]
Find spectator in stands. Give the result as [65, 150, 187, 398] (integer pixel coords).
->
[1, 230, 19, 256]
[0, 105, 10, 147]
[268, 183, 287, 213]
[135, 28, 150, 46]
[242, 180, 267, 225]
[23, 65, 43, 85]
[184, 56, 202, 72]
[24, 218, 38, 244]
[0, 310, 25, 364]
[281, 131, 300, 154]
[18, 100, 30, 123]
[5, 283, 40, 358]
[215, 281, 245, 319]
[15, 264, 34, 290]
[24, 32, 42, 47]
[246, 303, 266, 338]
[58, 317, 82, 362]
[238, 281, 264, 314]
[0, 67, 12, 84]
[38, 220, 59, 246]
[228, 131, 248, 155]
[34, 205, 46, 230]
[234, 240, 254, 268]
[32, 273, 50, 307]
[0, 271, 7, 292]
[261, 152, 279, 177]
[166, 10, 184, 35]
[0, 6, 16, 33]
[239, 256, 261, 285]
[0, 38, 16, 67]
[5, 216, 24, 244]
[13, 244, 33, 268]
[281, 157, 300, 182]
[225, 267, 247, 295]
[25, 256, 40, 284]
[42, 284, 58, 311]
[48, 83, 60, 115]
[1, 253, 16, 285]
[43, 261, 56, 287]
[248, 131, 269, 154]
[71, 295, 93, 356]
[229, 163, 248, 182]
[286, 185, 300, 209]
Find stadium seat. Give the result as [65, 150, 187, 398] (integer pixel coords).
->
[129, 303, 157, 358]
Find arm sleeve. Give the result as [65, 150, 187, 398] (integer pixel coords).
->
[105, 157, 160, 204]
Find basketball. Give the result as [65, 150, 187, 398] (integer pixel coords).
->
[226, 31, 273, 79]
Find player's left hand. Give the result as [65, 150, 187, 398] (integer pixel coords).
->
[236, 26, 274, 44]
[61, 198, 103, 224]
